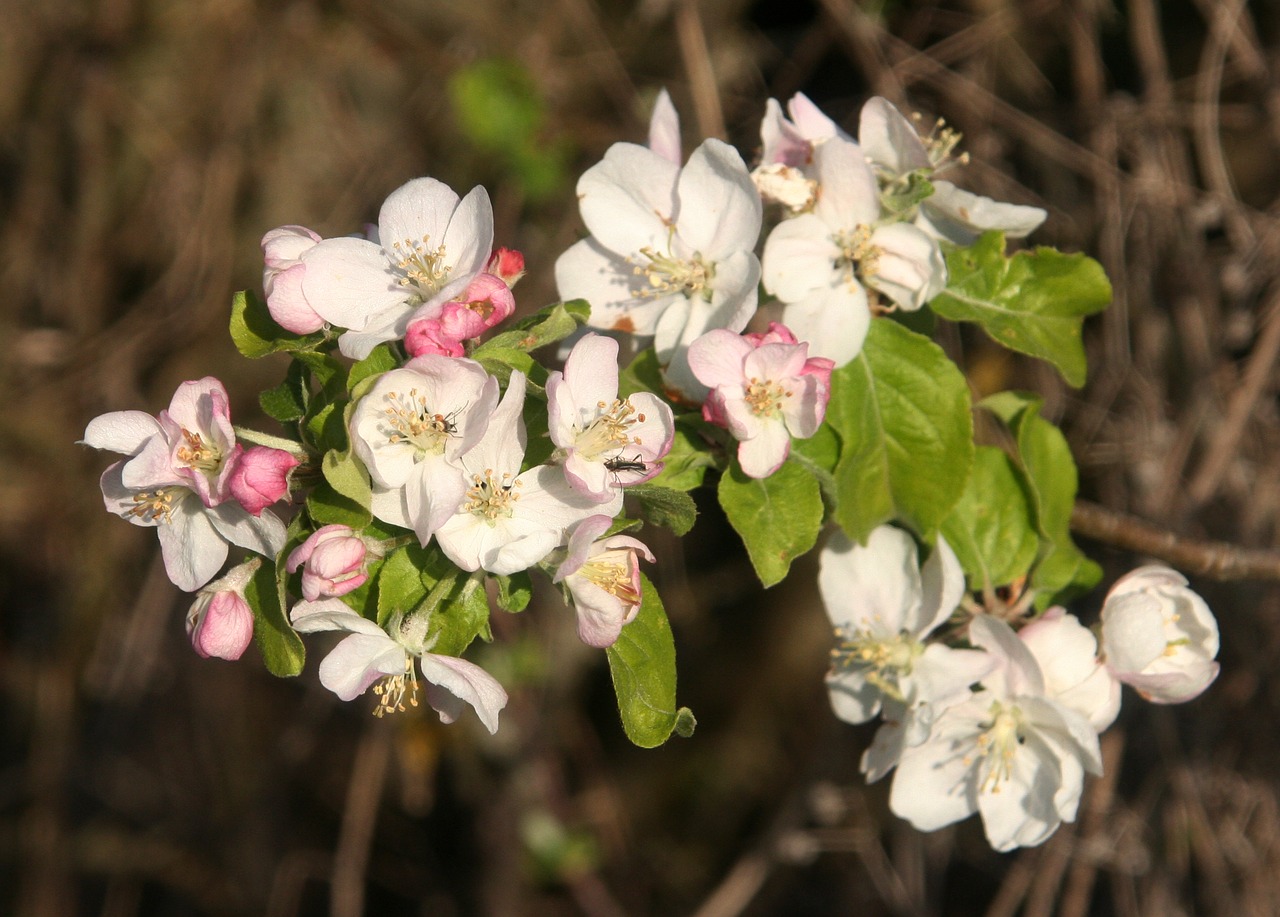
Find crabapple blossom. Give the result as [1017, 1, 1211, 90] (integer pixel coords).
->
[1019, 607, 1120, 732]
[761, 136, 946, 366]
[261, 225, 326, 333]
[227, 445, 299, 515]
[349, 355, 500, 546]
[301, 177, 494, 358]
[290, 599, 508, 732]
[889, 615, 1103, 852]
[287, 524, 379, 602]
[554, 138, 762, 398]
[553, 514, 655, 648]
[687, 323, 833, 478]
[820, 526, 995, 780]
[486, 247, 526, 286]
[83, 378, 286, 591]
[858, 96, 1047, 245]
[436, 371, 611, 575]
[752, 92, 847, 210]
[186, 560, 257, 660]
[1100, 566, 1220, 704]
[547, 332, 674, 500]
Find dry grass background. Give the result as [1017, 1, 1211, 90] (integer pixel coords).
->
[4, 0, 1280, 914]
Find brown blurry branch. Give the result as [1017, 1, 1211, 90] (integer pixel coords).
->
[1072, 500, 1280, 581]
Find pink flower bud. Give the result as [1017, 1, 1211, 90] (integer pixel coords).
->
[486, 247, 526, 287]
[186, 562, 257, 660]
[228, 446, 299, 515]
[262, 225, 326, 334]
[287, 524, 371, 602]
[404, 273, 516, 357]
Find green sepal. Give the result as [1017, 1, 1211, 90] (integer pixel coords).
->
[626, 484, 697, 536]
[245, 520, 307, 677]
[717, 457, 823, 587]
[939, 445, 1039, 590]
[827, 319, 974, 543]
[929, 232, 1112, 387]
[229, 289, 325, 359]
[494, 570, 533, 613]
[880, 170, 935, 216]
[606, 573, 693, 748]
[472, 299, 589, 357]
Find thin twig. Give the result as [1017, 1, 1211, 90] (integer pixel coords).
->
[1071, 499, 1280, 580]
[674, 0, 725, 141]
[330, 725, 392, 917]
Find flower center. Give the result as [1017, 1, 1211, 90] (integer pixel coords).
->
[912, 113, 967, 171]
[391, 235, 451, 301]
[580, 549, 642, 604]
[381, 388, 457, 456]
[830, 626, 922, 702]
[973, 701, 1024, 793]
[176, 430, 223, 474]
[575, 399, 648, 461]
[462, 468, 521, 524]
[631, 247, 713, 301]
[832, 226, 882, 287]
[744, 377, 789, 419]
[372, 655, 419, 718]
[126, 487, 181, 525]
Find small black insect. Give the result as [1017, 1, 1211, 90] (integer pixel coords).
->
[604, 454, 647, 475]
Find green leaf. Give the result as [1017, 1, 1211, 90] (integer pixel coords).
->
[306, 479, 372, 529]
[260, 361, 307, 424]
[979, 391, 1102, 603]
[472, 300, 588, 357]
[245, 554, 305, 677]
[827, 319, 974, 543]
[626, 484, 698, 536]
[494, 570, 532, 613]
[940, 446, 1039, 590]
[718, 458, 823, 587]
[347, 343, 399, 394]
[930, 232, 1112, 387]
[229, 289, 324, 359]
[605, 573, 692, 748]
[647, 421, 715, 492]
[376, 544, 434, 627]
[618, 348, 667, 398]
[425, 574, 492, 657]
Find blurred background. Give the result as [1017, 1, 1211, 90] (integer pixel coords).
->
[5, 0, 1280, 914]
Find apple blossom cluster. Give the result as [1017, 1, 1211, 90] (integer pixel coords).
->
[81, 87, 1200, 852]
[820, 526, 1220, 851]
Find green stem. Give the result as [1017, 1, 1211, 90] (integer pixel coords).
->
[234, 426, 310, 458]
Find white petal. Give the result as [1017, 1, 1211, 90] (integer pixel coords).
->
[920, 181, 1047, 244]
[301, 236, 407, 330]
[648, 88, 682, 165]
[157, 495, 229, 592]
[318, 634, 408, 702]
[858, 97, 930, 175]
[761, 215, 840, 303]
[578, 143, 679, 255]
[812, 138, 881, 228]
[890, 710, 981, 831]
[377, 177, 461, 255]
[290, 597, 387, 636]
[555, 238, 671, 336]
[440, 184, 496, 279]
[913, 535, 966, 636]
[819, 526, 921, 634]
[207, 501, 287, 557]
[775, 284, 870, 368]
[420, 653, 509, 734]
[81, 411, 161, 455]
[675, 139, 762, 255]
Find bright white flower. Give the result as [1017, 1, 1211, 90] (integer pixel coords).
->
[554, 138, 763, 398]
[290, 598, 508, 732]
[889, 615, 1103, 852]
[761, 137, 946, 366]
[1101, 566, 1220, 704]
[1020, 607, 1120, 732]
[83, 378, 286, 591]
[553, 514, 655, 648]
[349, 355, 500, 546]
[547, 333, 674, 500]
[820, 527, 994, 750]
[858, 96, 1047, 245]
[300, 177, 494, 358]
[688, 323, 833, 477]
[436, 372, 610, 575]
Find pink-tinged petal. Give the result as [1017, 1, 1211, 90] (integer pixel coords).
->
[812, 138, 882, 228]
[858, 96, 930, 175]
[578, 142, 680, 254]
[779, 374, 825, 439]
[188, 591, 254, 660]
[262, 225, 322, 268]
[265, 263, 326, 334]
[377, 177, 462, 257]
[420, 654, 508, 734]
[290, 597, 387, 637]
[675, 140, 762, 255]
[288, 524, 349, 571]
[736, 420, 791, 478]
[487, 247, 526, 286]
[318, 634, 408, 702]
[562, 453, 618, 503]
[301, 236, 407, 330]
[921, 181, 1046, 243]
[759, 97, 816, 168]
[648, 88, 682, 164]
[157, 494, 230, 592]
[81, 410, 161, 455]
[228, 446, 299, 515]
[558, 333, 621, 419]
[687, 329, 753, 390]
[787, 92, 842, 144]
[554, 515, 616, 581]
